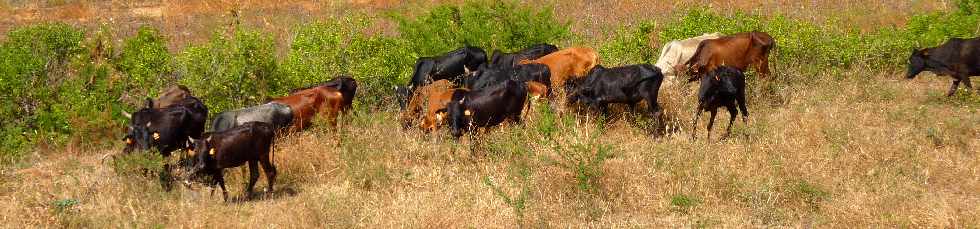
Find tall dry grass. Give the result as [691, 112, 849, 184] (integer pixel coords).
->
[1, 0, 978, 227]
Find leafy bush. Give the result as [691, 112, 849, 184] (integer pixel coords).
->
[282, 17, 414, 105]
[393, 0, 570, 60]
[598, 21, 657, 65]
[177, 27, 281, 114]
[0, 23, 86, 163]
[114, 26, 175, 102]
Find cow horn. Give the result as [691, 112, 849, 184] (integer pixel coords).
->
[464, 66, 471, 75]
[122, 111, 131, 118]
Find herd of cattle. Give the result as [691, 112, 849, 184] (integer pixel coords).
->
[115, 31, 979, 201]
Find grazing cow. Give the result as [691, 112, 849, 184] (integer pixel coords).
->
[211, 102, 293, 132]
[518, 47, 599, 95]
[290, 76, 358, 111]
[123, 97, 207, 191]
[273, 86, 344, 130]
[153, 85, 193, 109]
[446, 79, 528, 138]
[684, 31, 775, 81]
[906, 37, 980, 96]
[691, 66, 749, 140]
[399, 79, 455, 129]
[420, 88, 467, 132]
[526, 81, 548, 101]
[179, 122, 277, 201]
[490, 43, 559, 67]
[397, 46, 487, 107]
[566, 64, 664, 118]
[654, 32, 722, 81]
[123, 97, 208, 157]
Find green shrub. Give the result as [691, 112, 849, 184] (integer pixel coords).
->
[114, 26, 175, 103]
[393, 0, 570, 60]
[598, 21, 657, 65]
[0, 23, 86, 163]
[177, 27, 281, 114]
[282, 17, 414, 105]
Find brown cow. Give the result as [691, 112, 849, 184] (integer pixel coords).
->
[400, 80, 454, 129]
[519, 47, 599, 95]
[153, 85, 192, 109]
[421, 88, 467, 132]
[272, 87, 344, 131]
[683, 31, 775, 81]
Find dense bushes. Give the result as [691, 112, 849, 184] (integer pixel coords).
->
[393, 0, 570, 59]
[115, 26, 174, 101]
[176, 27, 282, 113]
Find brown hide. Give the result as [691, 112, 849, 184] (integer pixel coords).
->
[272, 87, 343, 130]
[519, 47, 599, 92]
[684, 31, 775, 80]
[153, 85, 192, 109]
[400, 80, 454, 129]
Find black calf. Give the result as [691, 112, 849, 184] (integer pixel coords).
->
[181, 122, 277, 201]
[691, 66, 749, 140]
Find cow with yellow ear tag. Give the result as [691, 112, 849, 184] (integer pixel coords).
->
[180, 122, 277, 201]
[446, 79, 528, 139]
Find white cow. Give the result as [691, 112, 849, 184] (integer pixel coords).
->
[654, 32, 723, 83]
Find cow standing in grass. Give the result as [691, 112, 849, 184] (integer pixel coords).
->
[906, 37, 980, 96]
[684, 31, 775, 81]
[691, 66, 749, 141]
[180, 122, 277, 201]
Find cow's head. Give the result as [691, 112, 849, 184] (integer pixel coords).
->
[121, 100, 160, 154]
[179, 135, 214, 181]
[446, 91, 472, 138]
[906, 48, 930, 79]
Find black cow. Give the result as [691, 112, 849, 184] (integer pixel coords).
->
[180, 122, 277, 201]
[211, 102, 293, 132]
[446, 79, 528, 138]
[398, 46, 488, 107]
[290, 75, 358, 111]
[465, 63, 551, 91]
[122, 97, 207, 191]
[566, 64, 664, 117]
[907, 37, 980, 96]
[490, 43, 559, 67]
[691, 66, 748, 140]
[123, 97, 208, 157]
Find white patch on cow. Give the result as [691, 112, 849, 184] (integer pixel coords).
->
[146, 122, 152, 127]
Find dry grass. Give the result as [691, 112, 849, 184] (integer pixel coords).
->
[1, 0, 979, 227]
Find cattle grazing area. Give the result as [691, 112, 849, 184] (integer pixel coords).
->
[2, 0, 980, 227]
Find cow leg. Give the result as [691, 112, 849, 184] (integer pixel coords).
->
[725, 105, 738, 139]
[706, 109, 718, 141]
[159, 164, 173, 191]
[214, 172, 229, 202]
[691, 105, 704, 140]
[947, 79, 962, 96]
[245, 161, 260, 199]
[260, 158, 277, 193]
[962, 76, 974, 91]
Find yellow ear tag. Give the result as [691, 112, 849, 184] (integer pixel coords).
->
[152, 132, 160, 140]
[464, 110, 472, 116]
[125, 138, 132, 144]
[436, 113, 444, 121]
[188, 149, 196, 156]
[209, 148, 215, 156]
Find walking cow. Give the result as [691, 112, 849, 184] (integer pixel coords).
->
[906, 37, 980, 96]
